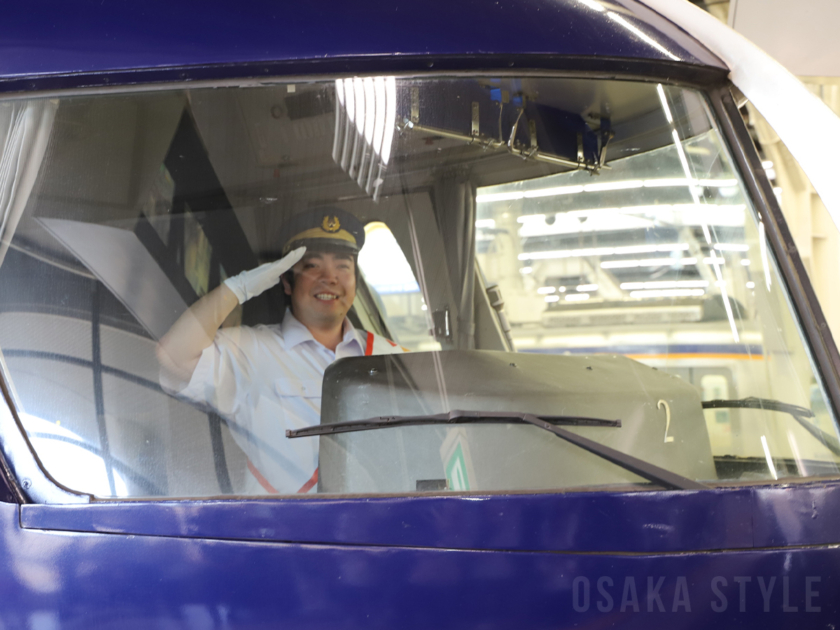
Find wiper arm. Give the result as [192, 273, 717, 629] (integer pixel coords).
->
[702, 397, 840, 457]
[287, 409, 706, 491]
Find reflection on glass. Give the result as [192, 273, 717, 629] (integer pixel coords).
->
[21, 414, 129, 496]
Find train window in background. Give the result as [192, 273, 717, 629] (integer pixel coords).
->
[356, 221, 438, 351]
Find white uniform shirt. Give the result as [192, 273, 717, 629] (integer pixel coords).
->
[163, 310, 406, 495]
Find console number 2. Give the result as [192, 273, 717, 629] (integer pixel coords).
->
[657, 400, 675, 443]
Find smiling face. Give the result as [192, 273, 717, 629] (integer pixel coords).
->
[282, 250, 357, 331]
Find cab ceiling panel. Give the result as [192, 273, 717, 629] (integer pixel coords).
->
[190, 85, 345, 206]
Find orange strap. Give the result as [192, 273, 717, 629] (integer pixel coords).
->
[297, 467, 319, 493]
[366, 331, 403, 353]
[248, 459, 319, 494]
[247, 459, 279, 494]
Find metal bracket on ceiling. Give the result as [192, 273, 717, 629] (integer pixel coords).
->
[399, 97, 610, 172]
[598, 119, 615, 169]
[410, 87, 420, 124]
[471, 102, 480, 138]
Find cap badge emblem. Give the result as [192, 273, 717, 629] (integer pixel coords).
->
[321, 215, 341, 233]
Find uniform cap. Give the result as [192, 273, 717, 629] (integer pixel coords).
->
[279, 207, 365, 256]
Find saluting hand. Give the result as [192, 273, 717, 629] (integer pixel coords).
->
[223, 246, 307, 304]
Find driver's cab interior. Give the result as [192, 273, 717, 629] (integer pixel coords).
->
[2, 75, 839, 500]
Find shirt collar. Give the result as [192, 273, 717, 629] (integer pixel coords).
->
[281, 309, 362, 352]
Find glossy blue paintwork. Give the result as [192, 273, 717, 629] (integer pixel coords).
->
[753, 483, 840, 547]
[21, 481, 840, 553]
[0, 0, 724, 86]
[6, 501, 840, 628]
[22, 487, 753, 553]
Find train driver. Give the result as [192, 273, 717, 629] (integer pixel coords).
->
[156, 208, 406, 495]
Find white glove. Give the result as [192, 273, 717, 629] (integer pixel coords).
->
[223, 246, 306, 304]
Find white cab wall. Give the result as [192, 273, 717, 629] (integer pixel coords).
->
[729, 0, 840, 78]
[723, 0, 840, 341]
[668, 1, 840, 343]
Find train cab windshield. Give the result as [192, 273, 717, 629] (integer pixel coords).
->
[1, 75, 839, 499]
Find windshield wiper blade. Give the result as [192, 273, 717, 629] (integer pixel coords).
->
[702, 397, 840, 457]
[702, 396, 812, 417]
[288, 410, 620, 439]
[287, 409, 706, 491]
